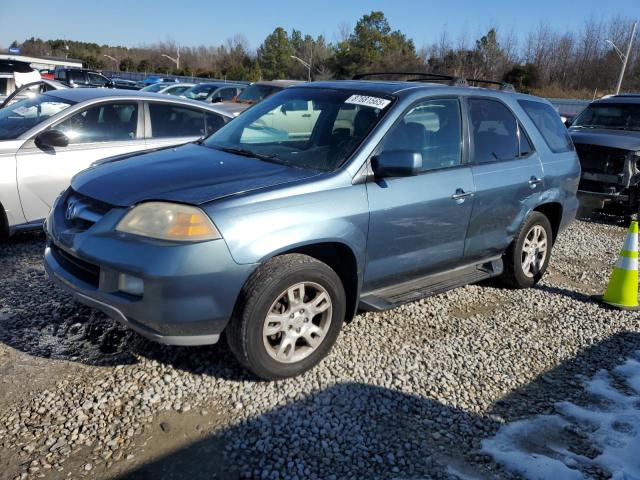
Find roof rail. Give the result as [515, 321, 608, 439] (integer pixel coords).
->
[352, 72, 468, 87]
[467, 78, 515, 92]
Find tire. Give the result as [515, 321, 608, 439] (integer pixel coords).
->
[0, 205, 9, 243]
[226, 254, 346, 380]
[500, 211, 553, 289]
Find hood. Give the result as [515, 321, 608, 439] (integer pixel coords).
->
[71, 143, 320, 207]
[217, 101, 251, 117]
[569, 128, 640, 151]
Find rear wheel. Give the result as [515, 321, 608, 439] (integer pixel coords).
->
[0, 204, 9, 242]
[500, 212, 553, 288]
[226, 254, 346, 380]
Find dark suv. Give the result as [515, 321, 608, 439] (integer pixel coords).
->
[44, 73, 580, 379]
[54, 67, 113, 88]
[569, 94, 640, 216]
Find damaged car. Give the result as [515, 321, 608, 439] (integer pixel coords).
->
[569, 94, 640, 216]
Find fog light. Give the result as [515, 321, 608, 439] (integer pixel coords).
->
[118, 274, 144, 296]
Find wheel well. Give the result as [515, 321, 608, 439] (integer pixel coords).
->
[280, 242, 359, 322]
[534, 202, 563, 242]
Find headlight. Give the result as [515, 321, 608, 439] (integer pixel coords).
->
[116, 202, 221, 242]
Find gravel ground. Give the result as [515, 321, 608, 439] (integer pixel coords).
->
[1, 215, 639, 480]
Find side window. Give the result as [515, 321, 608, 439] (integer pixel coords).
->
[148, 103, 205, 138]
[469, 98, 519, 163]
[282, 100, 308, 112]
[88, 73, 108, 86]
[205, 112, 226, 136]
[68, 70, 87, 84]
[379, 98, 462, 172]
[518, 100, 574, 153]
[219, 88, 236, 101]
[56, 102, 139, 144]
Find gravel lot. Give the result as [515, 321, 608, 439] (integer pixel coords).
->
[1, 215, 639, 480]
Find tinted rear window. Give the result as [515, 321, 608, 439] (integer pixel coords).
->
[518, 100, 573, 153]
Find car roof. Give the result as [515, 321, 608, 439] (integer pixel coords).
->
[593, 95, 640, 104]
[254, 80, 305, 87]
[42, 88, 235, 116]
[295, 79, 529, 98]
[190, 81, 245, 88]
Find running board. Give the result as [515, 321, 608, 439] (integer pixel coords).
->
[358, 257, 503, 312]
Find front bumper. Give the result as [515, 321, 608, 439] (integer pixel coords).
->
[44, 197, 256, 346]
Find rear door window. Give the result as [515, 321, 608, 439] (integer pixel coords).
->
[56, 102, 139, 144]
[518, 99, 574, 153]
[148, 103, 205, 138]
[469, 98, 519, 163]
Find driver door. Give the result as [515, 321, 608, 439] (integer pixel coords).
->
[16, 101, 146, 221]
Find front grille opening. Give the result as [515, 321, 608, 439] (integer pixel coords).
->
[63, 190, 113, 232]
[575, 144, 628, 175]
[51, 245, 100, 287]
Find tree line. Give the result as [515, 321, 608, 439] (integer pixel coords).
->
[8, 11, 639, 98]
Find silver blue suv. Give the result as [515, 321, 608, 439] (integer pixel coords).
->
[44, 74, 580, 379]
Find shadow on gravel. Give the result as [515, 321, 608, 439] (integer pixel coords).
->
[0, 232, 253, 381]
[114, 332, 640, 480]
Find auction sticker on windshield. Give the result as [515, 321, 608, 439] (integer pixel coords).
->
[345, 94, 391, 109]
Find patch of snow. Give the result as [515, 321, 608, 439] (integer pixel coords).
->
[482, 351, 640, 480]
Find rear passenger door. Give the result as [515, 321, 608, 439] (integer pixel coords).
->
[463, 97, 545, 262]
[145, 102, 207, 147]
[364, 98, 475, 290]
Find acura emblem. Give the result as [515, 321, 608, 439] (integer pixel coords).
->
[65, 200, 78, 221]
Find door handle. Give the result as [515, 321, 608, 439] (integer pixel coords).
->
[301, 113, 311, 118]
[528, 176, 543, 188]
[451, 188, 474, 203]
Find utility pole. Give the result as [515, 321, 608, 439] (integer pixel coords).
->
[605, 21, 637, 95]
[103, 54, 119, 70]
[161, 46, 180, 70]
[290, 55, 311, 81]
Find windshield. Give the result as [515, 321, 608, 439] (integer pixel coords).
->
[572, 103, 640, 131]
[182, 84, 219, 100]
[141, 83, 165, 93]
[0, 94, 75, 140]
[204, 88, 393, 172]
[236, 84, 279, 104]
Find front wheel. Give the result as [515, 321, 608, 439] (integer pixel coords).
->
[226, 254, 346, 380]
[500, 212, 553, 288]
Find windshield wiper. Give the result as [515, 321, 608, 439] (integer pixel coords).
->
[213, 145, 279, 162]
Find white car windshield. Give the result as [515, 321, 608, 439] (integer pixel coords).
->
[204, 88, 393, 171]
[0, 94, 75, 140]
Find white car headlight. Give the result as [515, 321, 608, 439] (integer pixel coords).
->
[116, 202, 221, 242]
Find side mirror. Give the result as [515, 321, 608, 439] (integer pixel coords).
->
[372, 151, 422, 178]
[281, 103, 289, 115]
[211, 97, 222, 103]
[564, 118, 573, 128]
[106, 81, 115, 88]
[35, 129, 69, 149]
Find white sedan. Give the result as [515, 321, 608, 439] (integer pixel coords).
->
[0, 88, 233, 240]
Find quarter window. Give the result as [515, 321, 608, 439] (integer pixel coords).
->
[56, 102, 138, 144]
[469, 98, 519, 163]
[148, 103, 205, 138]
[379, 98, 462, 172]
[518, 99, 573, 153]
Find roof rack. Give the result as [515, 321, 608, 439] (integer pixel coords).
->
[467, 78, 515, 92]
[352, 72, 468, 87]
[352, 71, 515, 92]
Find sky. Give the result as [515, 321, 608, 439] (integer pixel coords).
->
[0, 0, 638, 51]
